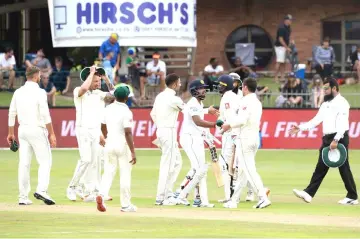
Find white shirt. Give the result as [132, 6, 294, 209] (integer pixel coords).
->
[204, 64, 224, 74]
[103, 101, 133, 144]
[181, 97, 209, 137]
[0, 53, 16, 68]
[230, 93, 262, 137]
[74, 87, 107, 129]
[8, 81, 51, 128]
[150, 88, 184, 128]
[146, 60, 167, 77]
[219, 91, 240, 135]
[299, 94, 349, 141]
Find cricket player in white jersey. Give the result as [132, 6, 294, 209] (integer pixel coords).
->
[176, 79, 219, 207]
[66, 66, 114, 201]
[96, 86, 137, 212]
[221, 77, 271, 209]
[151, 73, 184, 206]
[7, 66, 56, 205]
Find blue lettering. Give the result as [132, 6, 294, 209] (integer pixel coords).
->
[158, 3, 173, 24]
[94, 3, 100, 24]
[138, 2, 156, 25]
[77, 3, 91, 24]
[102, 2, 117, 24]
[180, 3, 188, 25]
[120, 2, 134, 24]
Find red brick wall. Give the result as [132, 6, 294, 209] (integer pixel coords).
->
[194, 0, 360, 73]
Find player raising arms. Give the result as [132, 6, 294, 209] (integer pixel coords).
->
[176, 79, 219, 207]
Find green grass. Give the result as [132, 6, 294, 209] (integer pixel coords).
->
[0, 149, 360, 237]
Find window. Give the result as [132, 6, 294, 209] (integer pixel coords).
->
[225, 25, 273, 69]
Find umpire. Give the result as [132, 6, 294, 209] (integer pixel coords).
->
[289, 77, 358, 205]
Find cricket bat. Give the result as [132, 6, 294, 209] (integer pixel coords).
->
[228, 144, 236, 177]
[212, 160, 224, 187]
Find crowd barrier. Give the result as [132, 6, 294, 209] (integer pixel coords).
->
[0, 108, 359, 149]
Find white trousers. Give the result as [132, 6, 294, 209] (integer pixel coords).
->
[232, 135, 267, 200]
[100, 140, 133, 207]
[18, 125, 52, 200]
[180, 133, 209, 204]
[81, 145, 103, 195]
[155, 128, 182, 201]
[69, 127, 100, 189]
[219, 132, 234, 200]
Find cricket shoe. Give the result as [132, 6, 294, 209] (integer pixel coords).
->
[162, 196, 177, 206]
[217, 198, 230, 203]
[253, 198, 271, 209]
[176, 198, 190, 206]
[75, 186, 85, 200]
[173, 190, 181, 199]
[223, 201, 237, 208]
[96, 195, 106, 212]
[199, 203, 215, 208]
[19, 198, 33, 205]
[246, 191, 255, 202]
[155, 200, 163, 206]
[104, 196, 113, 201]
[34, 192, 55, 205]
[338, 198, 359, 205]
[192, 198, 202, 207]
[83, 194, 97, 202]
[66, 187, 77, 201]
[121, 204, 137, 212]
[293, 189, 312, 203]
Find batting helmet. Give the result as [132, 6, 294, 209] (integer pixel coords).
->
[189, 79, 208, 100]
[218, 75, 234, 95]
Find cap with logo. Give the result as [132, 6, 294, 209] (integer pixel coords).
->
[189, 79, 208, 91]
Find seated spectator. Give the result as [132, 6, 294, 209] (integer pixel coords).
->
[26, 48, 52, 75]
[51, 56, 71, 95]
[350, 45, 360, 80]
[126, 47, 142, 88]
[0, 46, 16, 91]
[229, 57, 253, 80]
[314, 38, 335, 79]
[114, 75, 138, 107]
[311, 74, 324, 108]
[39, 73, 56, 107]
[140, 52, 166, 99]
[102, 51, 115, 84]
[276, 72, 303, 107]
[203, 58, 224, 91]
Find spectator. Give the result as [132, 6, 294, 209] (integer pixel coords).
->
[140, 52, 166, 99]
[229, 57, 253, 80]
[282, 72, 303, 107]
[102, 51, 115, 84]
[26, 48, 52, 75]
[51, 56, 71, 95]
[98, 33, 121, 71]
[311, 74, 324, 108]
[126, 47, 141, 87]
[274, 14, 293, 83]
[350, 45, 360, 80]
[39, 73, 56, 107]
[203, 57, 224, 91]
[114, 75, 138, 107]
[0, 46, 16, 91]
[314, 38, 335, 79]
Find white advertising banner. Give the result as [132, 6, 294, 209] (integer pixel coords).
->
[47, 0, 197, 47]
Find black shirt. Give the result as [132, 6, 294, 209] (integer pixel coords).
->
[283, 82, 302, 99]
[275, 24, 291, 47]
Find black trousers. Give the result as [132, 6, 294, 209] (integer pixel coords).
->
[304, 131, 358, 199]
[315, 64, 333, 79]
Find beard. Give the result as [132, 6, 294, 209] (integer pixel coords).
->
[324, 92, 335, 102]
[232, 87, 239, 94]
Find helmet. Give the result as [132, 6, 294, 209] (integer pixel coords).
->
[229, 73, 241, 82]
[218, 75, 234, 95]
[229, 73, 242, 94]
[189, 79, 208, 100]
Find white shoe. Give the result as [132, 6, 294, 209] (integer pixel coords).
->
[83, 194, 96, 202]
[67, 187, 77, 201]
[246, 191, 255, 202]
[34, 192, 55, 205]
[19, 198, 33, 205]
[253, 198, 271, 209]
[96, 195, 106, 212]
[293, 189, 312, 203]
[163, 196, 177, 206]
[121, 204, 137, 212]
[176, 198, 190, 206]
[223, 201, 237, 208]
[217, 198, 230, 203]
[199, 203, 215, 208]
[104, 196, 113, 201]
[338, 198, 359, 205]
[75, 186, 84, 200]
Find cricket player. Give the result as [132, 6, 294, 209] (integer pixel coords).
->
[221, 78, 271, 209]
[176, 79, 219, 207]
[66, 65, 114, 201]
[7, 66, 56, 205]
[151, 73, 184, 206]
[96, 86, 137, 212]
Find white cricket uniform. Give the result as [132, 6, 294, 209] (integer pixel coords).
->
[151, 88, 184, 201]
[179, 97, 211, 204]
[218, 90, 240, 200]
[229, 93, 268, 199]
[8, 81, 52, 200]
[68, 87, 107, 190]
[100, 101, 134, 207]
